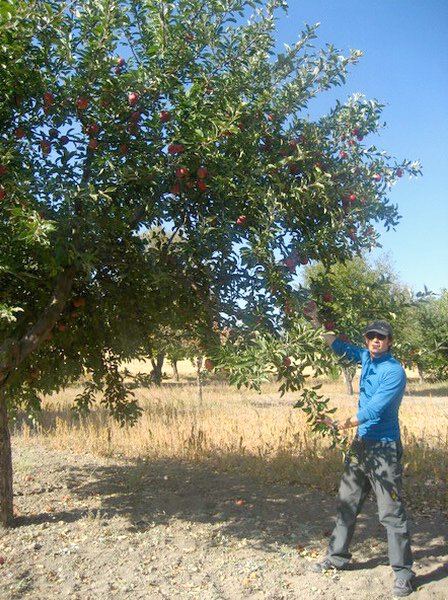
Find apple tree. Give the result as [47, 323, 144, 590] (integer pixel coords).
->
[0, 0, 420, 526]
[398, 290, 448, 382]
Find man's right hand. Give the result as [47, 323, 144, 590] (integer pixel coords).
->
[304, 299, 337, 347]
[303, 299, 318, 320]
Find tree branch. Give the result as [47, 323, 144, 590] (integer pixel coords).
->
[0, 266, 77, 386]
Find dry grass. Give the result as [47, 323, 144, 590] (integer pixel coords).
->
[13, 360, 448, 512]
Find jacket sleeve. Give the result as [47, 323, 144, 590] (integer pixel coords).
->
[331, 338, 363, 364]
[356, 367, 406, 424]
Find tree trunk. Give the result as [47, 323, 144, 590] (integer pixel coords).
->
[171, 359, 179, 382]
[342, 366, 354, 396]
[0, 387, 14, 528]
[150, 351, 165, 386]
[196, 356, 203, 406]
[417, 364, 425, 384]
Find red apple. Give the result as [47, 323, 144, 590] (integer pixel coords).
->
[288, 164, 300, 174]
[197, 166, 208, 179]
[57, 323, 66, 332]
[236, 215, 246, 225]
[119, 143, 129, 155]
[267, 113, 274, 122]
[360, 197, 368, 204]
[395, 168, 404, 178]
[176, 166, 189, 178]
[373, 173, 382, 182]
[197, 179, 207, 192]
[76, 97, 89, 110]
[60, 136, 69, 145]
[88, 138, 99, 150]
[283, 357, 292, 367]
[86, 123, 100, 136]
[299, 254, 309, 265]
[43, 92, 54, 106]
[324, 321, 336, 331]
[348, 193, 357, 203]
[128, 91, 139, 106]
[351, 128, 361, 136]
[170, 182, 181, 195]
[322, 292, 333, 303]
[284, 257, 297, 273]
[129, 110, 141, 122]
[40, 140, 51, 155]
[0, 165, 7, 177]
[339, 150, 348, 159]
[15, 128, 26, 139]
[204, 359, 214, 371]
[167, 143, 185, 155]
[159, 110, 171, 123]
[357, 134, 364, 141]
[114, 66, 122, 75]
[116, 56, 125, 66]
[73, 297, 86, 308]
[48, 128, 59, 138]
[14, 95, 23, 107]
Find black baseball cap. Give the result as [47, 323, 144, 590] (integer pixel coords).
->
[363, 320, 393, 337]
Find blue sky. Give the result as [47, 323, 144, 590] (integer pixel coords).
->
[274, 0, 448, 294]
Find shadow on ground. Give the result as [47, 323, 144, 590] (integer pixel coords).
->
[13, 451, 448, 590]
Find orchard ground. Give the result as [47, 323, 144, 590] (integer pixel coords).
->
[1, 361, 447, 599]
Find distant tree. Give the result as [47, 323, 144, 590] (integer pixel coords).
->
[303, 255, 410, 394]
[399, 290, 448, 382]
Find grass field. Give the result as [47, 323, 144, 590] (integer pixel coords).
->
[13, 359, 448, 512]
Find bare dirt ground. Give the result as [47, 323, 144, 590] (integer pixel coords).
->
[0, 439, 447, 600]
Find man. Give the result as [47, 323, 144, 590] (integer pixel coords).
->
[303, 300, 414, 597]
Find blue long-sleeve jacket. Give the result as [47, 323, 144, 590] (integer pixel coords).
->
[331, 338, 406, 441]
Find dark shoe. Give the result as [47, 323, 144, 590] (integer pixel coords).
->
[309, 558, 341, 573]
[393, 577, 414, 597]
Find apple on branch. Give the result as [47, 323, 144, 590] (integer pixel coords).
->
[128, 91, 139, 106]
[197, 166, 208, 179]
[43, 92, 54, 106]
[197, 179, 207, 192]
[76, 97, 89, 110]
[159, 110, 171, 123]
[176, 167, 189, 178]
[204, 359, 214, 371]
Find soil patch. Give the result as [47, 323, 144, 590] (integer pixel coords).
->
[1, 440, 447, 599]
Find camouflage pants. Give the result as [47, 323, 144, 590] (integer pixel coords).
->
[327, 436, 414, 580]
